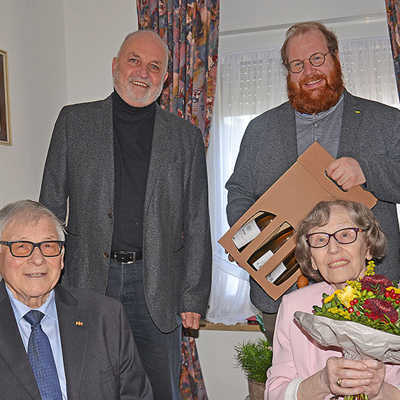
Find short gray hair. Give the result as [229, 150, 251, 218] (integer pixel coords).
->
[0, 200, 65, 241]
[116, 30, 169, 76]
[295, 200, 386, 281]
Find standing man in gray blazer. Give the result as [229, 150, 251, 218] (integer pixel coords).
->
[226, 21, 400, 340]
[40, 30, 212, 400]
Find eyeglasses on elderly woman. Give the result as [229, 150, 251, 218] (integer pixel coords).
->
[306, 227, 364, 248]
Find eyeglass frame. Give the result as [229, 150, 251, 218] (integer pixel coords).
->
[0, 240, 65, 258]
[306, 227, 364, 249]
[286, 50, 332, 74]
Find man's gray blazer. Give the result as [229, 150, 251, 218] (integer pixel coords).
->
[40, 95, 212, 333]
[0, 281, 153, 399]
[226, 90, 400, 313]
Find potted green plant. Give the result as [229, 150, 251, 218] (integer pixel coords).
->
[234, 337, 273, 400]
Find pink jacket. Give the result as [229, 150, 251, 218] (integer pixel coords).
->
[265, 282, 400, 399]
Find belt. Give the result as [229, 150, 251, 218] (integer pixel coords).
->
[111, 250, 143, 264]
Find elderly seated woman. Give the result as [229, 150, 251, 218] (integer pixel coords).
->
[265, 200, 400, 400]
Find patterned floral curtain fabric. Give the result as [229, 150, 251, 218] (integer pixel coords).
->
[136, 1, 219, 398]
[385, 0, 400, 101]
[136, 0, 219, 146]
[179, 334, 208, 400]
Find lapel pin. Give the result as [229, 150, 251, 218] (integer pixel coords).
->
[75, 321, 84, 326]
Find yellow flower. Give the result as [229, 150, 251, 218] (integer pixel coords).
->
[341, 312, 351, 320]
[328, 307, 339, 314]
[324, 290, 340, 304]
[347, 280, 362, 291]
[386, 286, 400, 294]
[337, 285, 357, 308]
[365, 260, 376, 276]
[323, 280, 361, 308]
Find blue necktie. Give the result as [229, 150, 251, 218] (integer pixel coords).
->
[24, 310, 63, 400]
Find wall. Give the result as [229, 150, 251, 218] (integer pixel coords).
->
[0, 0, 137, 205]
[0, 0, 67, 206]
[63, 0, 138, 104]
[220, 0, 385, 34]
[220, 0, 390, 54]
[197, 330, 265, 400]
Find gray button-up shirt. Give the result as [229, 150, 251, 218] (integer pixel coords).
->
[296, 94, 344, 158]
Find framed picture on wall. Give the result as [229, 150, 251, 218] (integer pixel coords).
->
[0, 50, 11, 145]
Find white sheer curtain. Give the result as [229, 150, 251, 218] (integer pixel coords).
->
[206, 35, 400, 324]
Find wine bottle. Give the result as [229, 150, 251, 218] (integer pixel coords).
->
[232, 212, 275, 250]
[248, 226, 299, 285]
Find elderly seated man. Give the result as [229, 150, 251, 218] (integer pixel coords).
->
[0, 200, 153, 400]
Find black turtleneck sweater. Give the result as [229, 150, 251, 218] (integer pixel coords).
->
[111, 91, 155, 251]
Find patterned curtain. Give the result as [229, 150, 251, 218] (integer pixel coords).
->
[179, 332, 208, 399]
[136, 1, 219, 398]
[136, 0, 219, 147]
[385, 0, 400, 101]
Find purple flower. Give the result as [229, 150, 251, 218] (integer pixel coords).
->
[361, 275, 393, 295]
[363, 298, 398, 323]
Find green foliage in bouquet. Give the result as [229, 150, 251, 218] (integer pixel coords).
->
[343, 394, 368, 399]
[313, 261, 400, 336]
[234, 338, 273, 383]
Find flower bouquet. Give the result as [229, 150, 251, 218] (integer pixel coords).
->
[294, 261, 400, 400]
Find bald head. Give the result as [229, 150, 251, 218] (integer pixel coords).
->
[117, 30, 169, 75]
[112, 30, 169, 107]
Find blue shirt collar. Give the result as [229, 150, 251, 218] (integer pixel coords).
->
[6, 284, 57, 323]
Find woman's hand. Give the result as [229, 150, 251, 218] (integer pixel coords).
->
[358, 359, 385, 399]
[298, 357, 398, 400]
[298, 356, 372, 399]
[320, 357, 375, 397]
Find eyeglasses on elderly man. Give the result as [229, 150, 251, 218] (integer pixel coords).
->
[0, 240, 64, 257]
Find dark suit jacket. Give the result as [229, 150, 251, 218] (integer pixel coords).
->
[0, 281, 153, 399]
[39, 96, 212, 332]
[226, 90, 400, 313]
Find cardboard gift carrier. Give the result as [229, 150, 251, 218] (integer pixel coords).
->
[219, 142, 377, 300]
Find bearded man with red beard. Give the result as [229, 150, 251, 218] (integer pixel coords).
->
[226, 21, 400, 341]
[286, 51, 344, 115]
